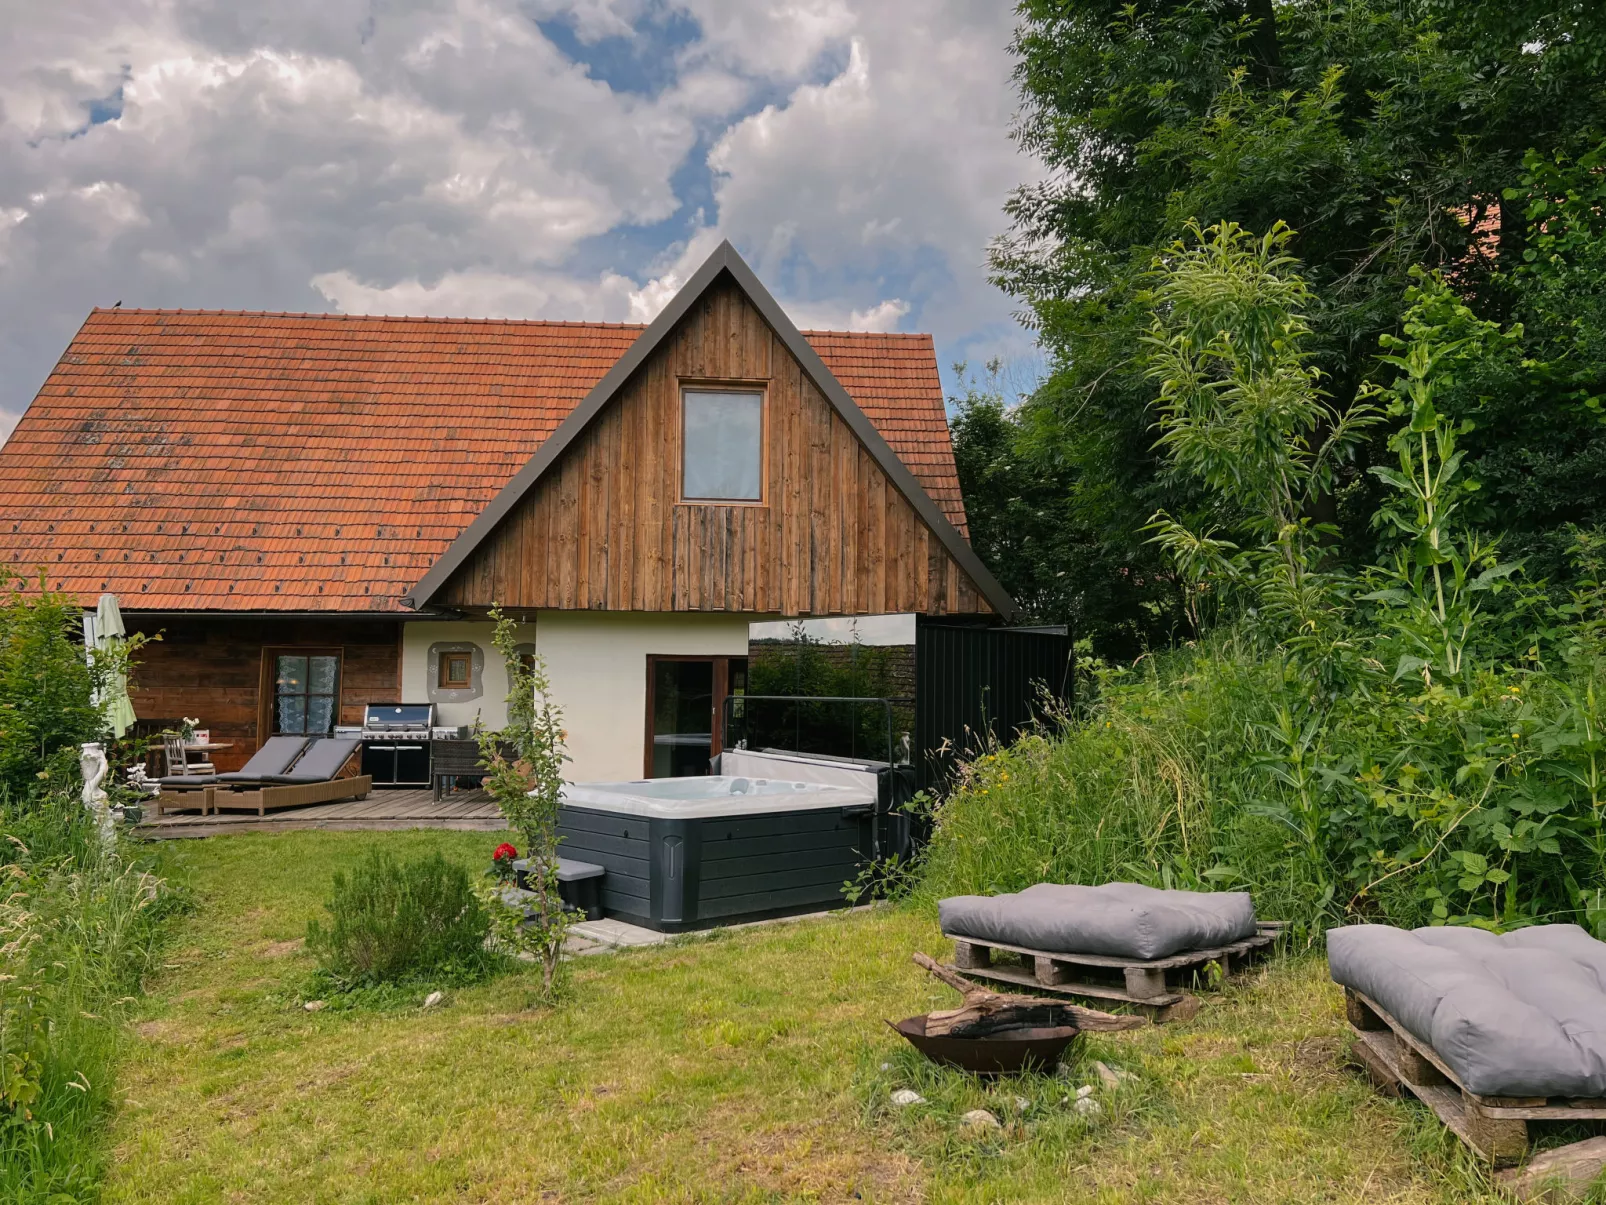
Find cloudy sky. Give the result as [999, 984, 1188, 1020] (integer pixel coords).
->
[0, 0, 1041, 441]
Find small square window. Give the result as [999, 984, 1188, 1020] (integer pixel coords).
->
[682, 389, 763, 501]
[438, 652, 471, 689]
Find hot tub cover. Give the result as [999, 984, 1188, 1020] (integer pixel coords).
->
[1327, 923, 1606, 1098]
[939, 882, 1257, 961]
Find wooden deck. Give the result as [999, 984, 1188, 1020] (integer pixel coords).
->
[134, 788, 507, 839]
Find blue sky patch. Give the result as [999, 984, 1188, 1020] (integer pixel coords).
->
[535, 7, 701, 98]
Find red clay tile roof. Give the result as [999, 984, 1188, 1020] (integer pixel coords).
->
[0, 309, 967, 613]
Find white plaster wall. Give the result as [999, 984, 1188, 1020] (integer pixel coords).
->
[535, 610, 754, 784]
[400, 619, 536, 731]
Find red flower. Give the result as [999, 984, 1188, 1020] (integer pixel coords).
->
[492, 842, 518, 862]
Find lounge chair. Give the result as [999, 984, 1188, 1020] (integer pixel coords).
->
[155, 735, 311, 817]
[214, 736, 312, 785]
[213, 737, 371, 816]
[1331, 923, 1606, 1167]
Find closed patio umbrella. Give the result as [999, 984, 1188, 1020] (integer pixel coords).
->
[94, 593, 137, 739]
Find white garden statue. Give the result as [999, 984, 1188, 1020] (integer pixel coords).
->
[80, 742, 116, 848]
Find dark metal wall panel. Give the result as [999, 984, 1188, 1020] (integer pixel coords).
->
[557, 806, 651, 916]
[914, 622, 1074, 791]
[561, 802, 870, 930]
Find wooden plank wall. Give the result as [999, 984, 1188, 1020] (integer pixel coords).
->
[439, 280, 989, 616]
[124, 617, 400, 771]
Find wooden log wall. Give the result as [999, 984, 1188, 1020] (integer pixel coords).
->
[439, 280, 990, 616]
[124, 617, 400, 772]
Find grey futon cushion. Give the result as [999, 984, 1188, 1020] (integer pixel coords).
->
[1328, 923, 1606, 1098]
[265, 737, 361, 784]
[216, 735, 310, 783]
[156, 774, 215, 788]
[940, 882, 1258, 961]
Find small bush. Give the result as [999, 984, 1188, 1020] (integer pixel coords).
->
[306, 850, 493, 989]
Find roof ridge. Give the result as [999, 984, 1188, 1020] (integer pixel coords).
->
[87, 308, 650, 329]
[84, 308, 935, 340]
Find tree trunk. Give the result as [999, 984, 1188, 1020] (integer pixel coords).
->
[1243, 0, 1283, 87]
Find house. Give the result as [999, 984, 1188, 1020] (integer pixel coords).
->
[0, 242, 1015, 783]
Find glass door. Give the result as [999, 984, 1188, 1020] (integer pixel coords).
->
[645, 656, 748, 777]
[273, 652, 340, 735]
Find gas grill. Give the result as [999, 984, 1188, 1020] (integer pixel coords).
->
[360, 703, 435, 788]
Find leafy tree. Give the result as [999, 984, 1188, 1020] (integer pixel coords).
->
[985, 0, 1606, 649]
[949, 362, 1184, 654]
[1142, 221, 1380, 642]
[1424, 139, 1606, 582]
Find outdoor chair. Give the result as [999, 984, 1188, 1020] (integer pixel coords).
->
[159, 733, 214, 776]
[213, 737, 371, 816]
[154, 735, 218, 816]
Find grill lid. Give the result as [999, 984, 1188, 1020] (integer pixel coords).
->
[363, 703, 435, 729]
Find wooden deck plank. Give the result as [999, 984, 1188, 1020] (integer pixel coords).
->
[134, 788, 507, 839]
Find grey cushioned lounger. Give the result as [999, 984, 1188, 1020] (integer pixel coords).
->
[940, 881, 1257, 961]
[156, 773, 216, 788]
[215, 735, 311, 784]
[263, 737, 361, 784]
[1328, 923, 1606, 1098]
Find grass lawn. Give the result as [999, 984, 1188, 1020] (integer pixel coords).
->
[105, 829, 1520, 1204]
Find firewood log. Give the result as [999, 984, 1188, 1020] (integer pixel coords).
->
[913, 952, 1146, 1036]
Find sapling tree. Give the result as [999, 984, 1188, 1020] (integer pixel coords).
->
[477, 605, 570, 996]
[1142, 221, 1380, 645]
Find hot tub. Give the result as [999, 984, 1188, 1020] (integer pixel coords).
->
[556, 775, 877, 931]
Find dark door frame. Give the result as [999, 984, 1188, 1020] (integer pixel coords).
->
[643, 654, 746, 777]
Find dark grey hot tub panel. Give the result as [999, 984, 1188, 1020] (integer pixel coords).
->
[556, 803, 871, 932]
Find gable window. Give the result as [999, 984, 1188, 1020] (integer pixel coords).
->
[682, 388, 763, 502]
[438, 651, 472, 689]
[273, 652, 340, 736]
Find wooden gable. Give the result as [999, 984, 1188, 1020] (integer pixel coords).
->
[435, 278, 993, 616]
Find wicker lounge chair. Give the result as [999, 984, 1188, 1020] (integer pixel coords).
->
[213, 737, 370, 816]
[213, 736, 312, 786]
[154, 735, 311, 817]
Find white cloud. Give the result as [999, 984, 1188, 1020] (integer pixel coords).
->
[310, 265, 641, 320]
[0, 0, 1038, 441]
[786, 296, 910, 333]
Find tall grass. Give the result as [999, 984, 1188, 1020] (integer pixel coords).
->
[916, 633, 1321, 929]
[918, 607, 1606, 944]
[1, 792, 182, 1202]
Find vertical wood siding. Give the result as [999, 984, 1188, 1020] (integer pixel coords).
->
[439, 281, 990, 616]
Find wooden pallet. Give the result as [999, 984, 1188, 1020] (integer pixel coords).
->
[944, 922, 1285, 1022]
[1346, 987, 1606, 1183]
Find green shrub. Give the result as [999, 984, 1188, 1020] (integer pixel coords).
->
[0, 574, 129, 801]
[306, 850, 492, 988]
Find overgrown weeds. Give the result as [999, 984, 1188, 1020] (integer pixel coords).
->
[920, 238, 1606, 944]
[1, 830, 183, 1202]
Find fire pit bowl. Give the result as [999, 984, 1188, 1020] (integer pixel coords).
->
[889, 1013, 1080, 1076]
